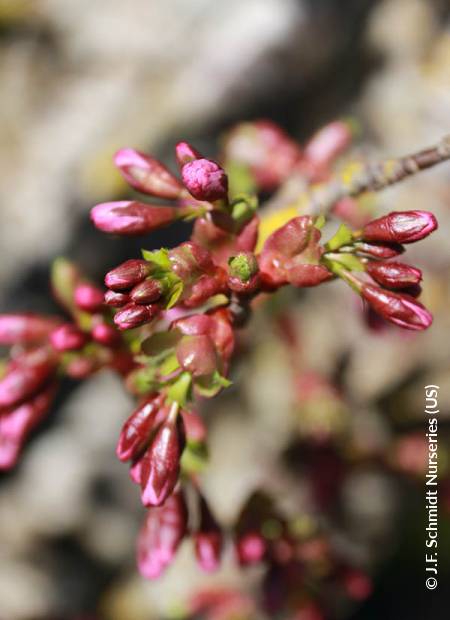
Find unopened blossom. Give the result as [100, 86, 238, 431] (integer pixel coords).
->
[114, 148, 183, 199]
[113, 303, 159, 331]
[366, 261, 422, 289]
[74, 283, 104, 313]
[0, 314, 60, 346]
[181, 158, 228, 202]
[50, 324, 87, 352]
[362, 210, 437, 244]
[105, 259, 150, 291]
[91, 201, 178, 236]
[361, 284, 432, 330]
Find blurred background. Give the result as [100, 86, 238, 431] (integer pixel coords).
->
[0, 0, 450, 618]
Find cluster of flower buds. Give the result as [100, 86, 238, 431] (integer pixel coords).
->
[90, 141, 233, 237]
[321, 210, 438, 330]
[104, 243, 229, 330]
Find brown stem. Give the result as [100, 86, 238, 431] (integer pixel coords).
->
[299, 134, 450, 216]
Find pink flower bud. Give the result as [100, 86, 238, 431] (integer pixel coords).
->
[175, 141, 202, 168]
[181, 159, 228, 202]
[361, 284, 432, 330]
[113, 303, 159, 330]
[65, 356, 97, 379]
[74, 283, 104, 313]
[236, 531, 267, 566]
[130, 278, 164, 304]
[223, 120, 301, 191]
[105, 259, 150, 291]
[0, 314, 60, 346]
[137, 491, 187, 579]
[114, 148, 183, 199]
[366, 261, 422, 289]
[104, 290, 130, 307]
[194, 494, 222, 572]
[304, 120, 353, 169]
[354, 241, 404, 258]
[91, 322, 120, 346]
[50, 324, 87, 352]
[140, 415, 180, 506]
[91, 201, 177, 236]
[116, 395, 165, 462]
[0, 384, 55, 470]
[343, 569, 373, 601]
[362, 210, 437, 244]
[0, 349, 55, 410]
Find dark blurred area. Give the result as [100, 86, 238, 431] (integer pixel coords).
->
[1, 1, 450, 619]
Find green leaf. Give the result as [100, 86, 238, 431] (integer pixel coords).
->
[166, 280, 184, 309]
[326, 224, 353, 251]
[314, 214, 326, 230]
[51, 257, 78, 313]
[225, 161, 257, 197]
[158, 353, 180, 377]
[230, 194, 258, 229]
[141, 330, 181, 356]
[141, 248, 171, 271]
[167, 371, 192, 406]
[180, 441, 209, 474]
[195, 371, 232, 398]
[327, 253, 364, 272]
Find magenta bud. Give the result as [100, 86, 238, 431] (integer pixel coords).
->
[176, 334, 217, 377]
[105, 259, 150, 291]
[140, 415, 180, 507]
[65, 357, 97, 380]
[50, 324, 87, 352]
[130, 279, 164, 304]
[91, 322, 120, 346]
[74, 283, 104, 313]
[354, 241, 405, 258]
[91, 201, 178, 236]
[0, 314, 60, 346]
[114, 148, 183, 199]
[236, 532, 267, 566]
[366, 261, 422, 289]
[304, 120, 353, 169]
[194, 494, 222, 573]
[181, 159, 228, 202]
[362, 210, 438, 244]
[361, 284, 432, 330]
[113, 303, 159, 330]
[175, 141, 202, 168]
[0, 385, 55, 470]
[0, 349, 55, 409]
[137, 491, 187, 579]
[116, 395, 164, 462]
[104, 290, 130, 307]
[343, 569, 373, 601]
[194, 532, 222, 573]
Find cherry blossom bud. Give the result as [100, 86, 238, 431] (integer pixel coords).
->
[140, 412, 180, 506]
[366, 261, 422, 289]
[343, 569, 373, 601]
[361, 284, 432, 330]
[0, 314, 60, 346]
[137, 491, 187, 579]
[194, 495, 222, 572]
[74, 283, 104, 313]
[0, 349, 55, 409]
[105, 259, 150, 291]
[114, 148, 183, 199]
[176, 335, 217, 377]
[175, 141, 202, 168]
[50, 324, 87, 352]
[304, 120, 353, 169]
[354, 241, 404, 258]
[91, 201, 178, 236]
[113, 303, 159, 330]
[104, 290, 130, 307]
[0, 384, 55, 470]
[362, 210, 437, 244]
[91, 322, 120, 346]
[181, 159, 228, 202]
[130, 279, 164, 304]
[116, 395, 164, 462]
[228, 252, 260, 294]
[65, 356, 97, 380]
[236, 531, 267, 566]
